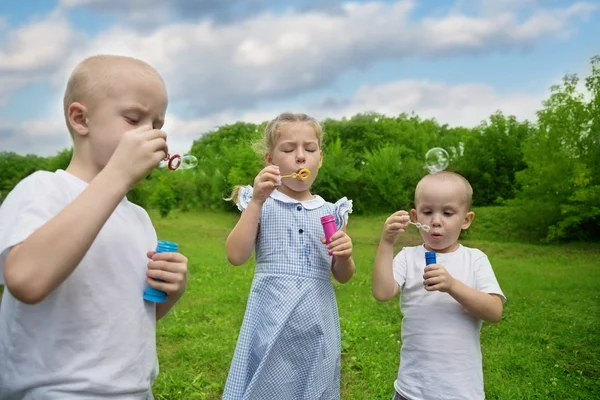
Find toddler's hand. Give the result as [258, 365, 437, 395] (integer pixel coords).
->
[423, 264, 455, 293]
[382, 210, 410, 245]
[321, 230, 353, 260]
[251, 165, 280, 205]
[146, 250, 188, 296]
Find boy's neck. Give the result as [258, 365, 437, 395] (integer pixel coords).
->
[424, 242, 461, 253]
[65, 153, 102, 184]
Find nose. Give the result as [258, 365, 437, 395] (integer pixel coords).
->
[431, 213, 442, 227]
[296, 149, 306, 164]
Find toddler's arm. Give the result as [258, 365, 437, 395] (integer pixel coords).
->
[372, 211, 409, 301]
[447, 282, 503, 323]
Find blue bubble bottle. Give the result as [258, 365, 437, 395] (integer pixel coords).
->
[143, 240, 178, 303]
[425, 251, 436, 287]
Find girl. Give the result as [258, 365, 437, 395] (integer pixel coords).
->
[223, 112, 355, 400]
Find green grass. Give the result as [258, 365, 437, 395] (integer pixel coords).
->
[149, 209, 600, 399]
[1, 207, 598, 399]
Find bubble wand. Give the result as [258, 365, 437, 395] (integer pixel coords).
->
[280, 168, 311, 181]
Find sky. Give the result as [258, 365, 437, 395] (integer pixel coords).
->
[0, 0, 598, 156]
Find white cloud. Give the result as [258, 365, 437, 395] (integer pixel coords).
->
[0, 0, 597, 155]
[310, 80, 543, 126]
[0, 11, 85, 103]
[48, 0, 594, 117]
[0, 77, 546, 156]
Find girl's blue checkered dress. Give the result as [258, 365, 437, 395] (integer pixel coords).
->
[222, 186, 352, 400]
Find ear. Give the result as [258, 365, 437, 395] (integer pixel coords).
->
[318, 150, 323, 168]
[411, 209, 418, 221]
[462, 211, 475, 230]
[67, 102, 89, 137]
[264, 152, 273, 165]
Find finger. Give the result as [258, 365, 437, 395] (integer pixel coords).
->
[387, 222, 406, 231]
[261, 173, 281, 183]
[328, 231, 346, 241]
[141, 128, 167, 140]
[258, 181, 277, 192]
[332, 247, 352, 257]
[264, 165, 280, 173]
[327, 234, 349, 247]
[424, 264, 440, 272]
[333, 250, 352, 259]
[128, 124, 153, 135]
[151, 252, 188, 263]
[147, 250, 156, 259]
[329, 241, 352, 253]
[390, 210, 409, 218]
[146, 278, 181, 295]
[149, 138, 169, 156]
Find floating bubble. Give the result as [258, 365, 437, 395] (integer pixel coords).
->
[424, 147, 449, 174]
[160, 154, 198, 171]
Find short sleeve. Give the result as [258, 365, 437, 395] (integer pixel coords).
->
[333, 197, 353, 229]
[392, 248, 408, 289]
[0, 172, 65, 285]
[474, 254, 506, 304]
[236, 185, 253, 212]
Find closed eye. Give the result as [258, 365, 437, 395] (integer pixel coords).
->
[125, 116, 139, 125]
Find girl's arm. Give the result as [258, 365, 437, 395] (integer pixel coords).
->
[226, 166, 280, 266]
[332, 254, 355, 283]
[328, 226, 355, 283]
[226, 199, 263, 266]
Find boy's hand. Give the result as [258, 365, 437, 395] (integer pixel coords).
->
[251, 165, 280, 205]
[382, 210, 410, 245]
[321, 230, 352, 260]
[423, 264, 456, 293]
[146, 250, 188, 296]
[106, 125, 168, 189]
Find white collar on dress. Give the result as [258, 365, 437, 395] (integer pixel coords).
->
[270, 189, 325, 210]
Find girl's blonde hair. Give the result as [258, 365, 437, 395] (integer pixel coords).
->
[227, 112, 324, 204]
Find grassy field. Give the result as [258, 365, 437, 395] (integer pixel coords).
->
[148, 209, 600, 400]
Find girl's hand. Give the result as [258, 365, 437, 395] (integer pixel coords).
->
[423, 264, 456, 293]
[251, 165, 280, 205]
[322, 230, 353, 260]
[381, 210, 410, 245]
[146, 251, 188, 296]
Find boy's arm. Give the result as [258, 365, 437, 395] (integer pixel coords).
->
[156, 286, 185, 320]
[225, 199, 262, 265]
[372, 238, 400, 301]
[447, 282, 503, 323]
[4, 126, 167, 304]
[4, 169, 130, 304]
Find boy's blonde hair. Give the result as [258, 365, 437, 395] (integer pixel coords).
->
[63, 55, 164, 137]
[414, 171, 473, 210]
[227, 112, 324, 204]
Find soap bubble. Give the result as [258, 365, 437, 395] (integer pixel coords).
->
[424, 147, 449, 174]
[160, 154, 198, 171]
[179, 155, 198, 170]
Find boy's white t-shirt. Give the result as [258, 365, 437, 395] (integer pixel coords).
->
[0, 170, 159, 399]
[393, 245, 506, 400]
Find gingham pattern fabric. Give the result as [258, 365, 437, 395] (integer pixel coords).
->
[223, 186, 352, 400]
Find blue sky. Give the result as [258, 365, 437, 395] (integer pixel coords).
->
[0, 0, 598, 155]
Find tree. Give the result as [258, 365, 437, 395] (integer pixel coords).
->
[510, 56, 600, 241]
